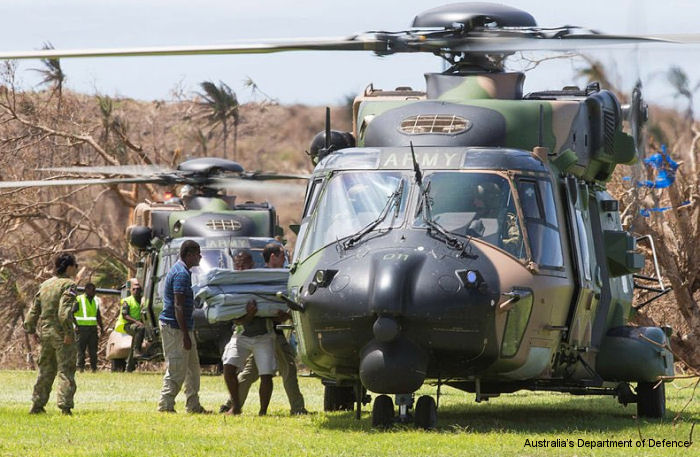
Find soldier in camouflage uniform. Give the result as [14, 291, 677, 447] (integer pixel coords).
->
[500, 212, 523, 257]
[24, 253, 80, 415]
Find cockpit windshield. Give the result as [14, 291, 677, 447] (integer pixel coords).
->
[191, 248, 266, 284]
[198, 249, 231, 273]
[298, 171, 407, 259]
[414, 172, 526, 259]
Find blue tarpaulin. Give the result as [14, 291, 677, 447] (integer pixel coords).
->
[622, 145, 690, 216]
[637, 145, 679, 189]
[640, 200, 691, 217]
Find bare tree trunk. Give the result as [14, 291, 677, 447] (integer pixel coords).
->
[223, 120, 228, 160]
[636, 214, 700, 370]
[233, 122, 238, 162]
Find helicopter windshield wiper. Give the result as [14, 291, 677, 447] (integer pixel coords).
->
[419, 188, 476, 256]
[410, 143, 466, 252]
[418, 182, 468, 251]
[343, 178, 405, 250]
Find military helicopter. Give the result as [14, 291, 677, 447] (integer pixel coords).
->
[0, 157, 306, 369]
[0, 1, 692, 428]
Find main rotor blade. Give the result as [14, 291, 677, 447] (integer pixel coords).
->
[239, 171, 310, 181]
[38, 164, 173, 176]
[0, 29, 699, 61]
[0, 35, 385, 61]
[446, 33, 700, 53]
[208, 178, 306, 195]
[0, 176, 167, 189]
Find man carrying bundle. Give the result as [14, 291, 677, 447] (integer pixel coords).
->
[221, 250, 276, 416]
[236, 243, 307, 415]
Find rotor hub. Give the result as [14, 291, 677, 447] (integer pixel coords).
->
[412, 3, 537, 30]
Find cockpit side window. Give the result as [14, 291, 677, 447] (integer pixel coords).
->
[539, 180, 559, 228]
[516, 178, 564, 268]
[519, 181, 542, 219]
[293, 178, 324, 262]
[302, 178, 324, 219]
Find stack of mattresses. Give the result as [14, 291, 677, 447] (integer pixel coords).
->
[195, 268, 289, 323]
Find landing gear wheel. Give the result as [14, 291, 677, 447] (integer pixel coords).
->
[371, 394, 394, 428]
[323, 385, 355, 411]
[110, 359, 126, 373]
[414, 395, 437, 430]
[637, 382, 666, 418]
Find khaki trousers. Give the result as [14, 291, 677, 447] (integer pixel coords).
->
[157, 323, 202, 412]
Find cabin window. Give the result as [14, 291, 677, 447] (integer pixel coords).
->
[298, 171, 408, 260]
[413, 172, 525, 259]
[517, 179, 564, 268]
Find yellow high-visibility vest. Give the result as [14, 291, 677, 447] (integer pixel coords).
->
[74, 294, 99, 326]
[115, 295, 141, 334]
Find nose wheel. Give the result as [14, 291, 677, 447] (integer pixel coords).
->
[370, 393, 438, 429]
[414, 395, 437, 430]
[371, 395, 395, 428]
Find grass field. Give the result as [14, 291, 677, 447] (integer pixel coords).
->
[0, 370, 697, 457]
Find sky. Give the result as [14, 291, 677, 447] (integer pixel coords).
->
[0, 0, 698, 107]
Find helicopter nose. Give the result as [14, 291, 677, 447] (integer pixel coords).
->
[369, 250, 426, 316]
[373, 316, 401, 343]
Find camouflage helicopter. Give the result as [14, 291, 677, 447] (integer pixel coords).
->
[0, 157, 306, 370]
[0, 1, 694, 428]
[249, 3, 680, 428]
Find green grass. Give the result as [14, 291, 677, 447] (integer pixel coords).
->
[0, 370, 697, 457]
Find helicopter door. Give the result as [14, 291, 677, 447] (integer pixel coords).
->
[561, 177, 599, 349]
[587, 191, 614, 349]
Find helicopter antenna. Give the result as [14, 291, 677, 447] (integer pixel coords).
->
[538, 104, 544, 147]
[410, 141, 423, 186]
[325, 107, 331, 151]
